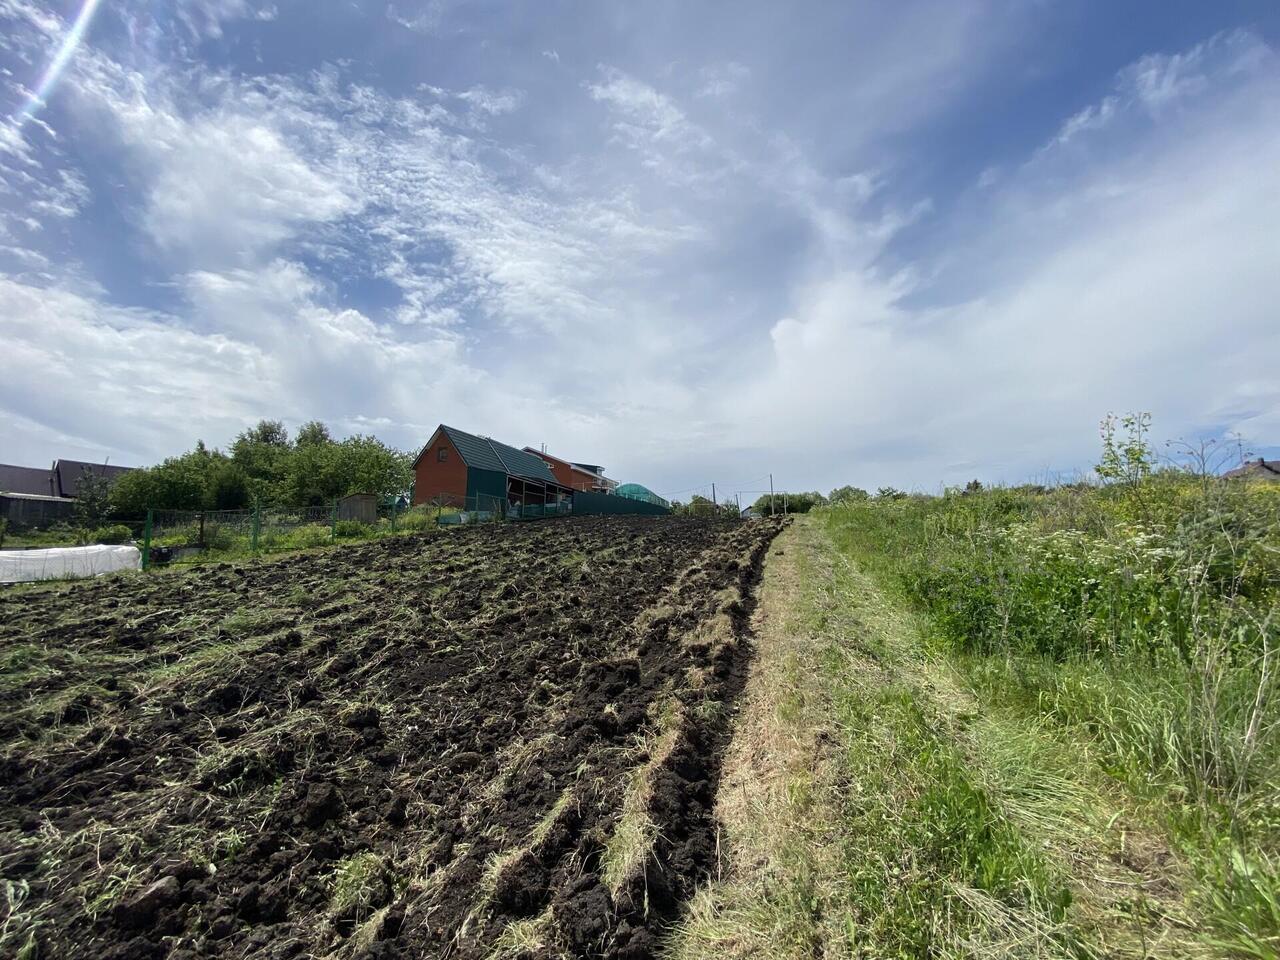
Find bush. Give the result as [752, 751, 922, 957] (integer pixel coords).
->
[334, 520, 373, 539]
[397, 508, 438, 532]
[92, 524, 133, 545]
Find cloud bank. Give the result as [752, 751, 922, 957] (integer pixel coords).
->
[0, 2, 1277, 498]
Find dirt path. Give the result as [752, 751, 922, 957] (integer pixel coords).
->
[666, 516, 1206, 960]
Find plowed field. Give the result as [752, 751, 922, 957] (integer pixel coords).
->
[1, 516, 784, 959]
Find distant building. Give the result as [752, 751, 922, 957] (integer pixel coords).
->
[0, 458, 136, 529]
[524, 447, 618, 493]
[0, 464, 58, 497]
[51, 460, 135, 498]
[411, 424, 573, 513]
[1223, 458, 1280, 481]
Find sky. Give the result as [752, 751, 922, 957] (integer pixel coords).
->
[1, 1, 1278, 501]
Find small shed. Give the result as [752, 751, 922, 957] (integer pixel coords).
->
[338, 493, 378, 524]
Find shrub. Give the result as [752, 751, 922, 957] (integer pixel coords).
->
[397, 508, 438, 532]
[92, 524, 133, 545]
[334, 520, 372, 539]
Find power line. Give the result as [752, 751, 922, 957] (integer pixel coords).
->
[662, 474, 773, 500]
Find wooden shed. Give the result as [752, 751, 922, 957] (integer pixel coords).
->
[337, 493, 378, 524]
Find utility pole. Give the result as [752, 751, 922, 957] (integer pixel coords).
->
[711, 482, 717, 507]
[769, 474, 775, 517]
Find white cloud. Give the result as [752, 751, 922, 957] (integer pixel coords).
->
[456, 85, 522, 116]
[1051, 96, 1118, 147]
[697, 62, 749, 99]
[174, 0, 277, 39]
[588, 66, 711, 153]
[717, 31, 1280, 491]
[1046, 29, 1272, 153]
[1, 7, 1277, 497]
[66, 58, 355, 266]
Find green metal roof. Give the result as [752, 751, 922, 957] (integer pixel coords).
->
[436, 425, 559, 484]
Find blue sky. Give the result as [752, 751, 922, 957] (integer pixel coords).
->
[1, 0, 1278, 499]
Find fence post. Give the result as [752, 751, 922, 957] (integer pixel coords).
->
[251, 502, 261, 553]
[141, 509, 153, 571]
[391, 501, 398, 533]
[330, 500, 338, 540]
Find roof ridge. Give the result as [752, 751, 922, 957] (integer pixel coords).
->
[482, 435, 513, 475]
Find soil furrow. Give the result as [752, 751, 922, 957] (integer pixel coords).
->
[1, 516, 784, 960]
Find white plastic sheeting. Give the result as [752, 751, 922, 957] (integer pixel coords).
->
[0, 544, 142, 583]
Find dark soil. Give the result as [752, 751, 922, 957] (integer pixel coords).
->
[0, 516, 784, 959]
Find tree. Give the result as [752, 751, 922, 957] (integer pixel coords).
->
[296, 420, 332, 447]
[74, 467, 112, 528]
[206, 461, 251, 510]
[829, 485, 870, 504]
[685, 494, 720, 517]
[276, 434, 411, 505]
[111, 421, 413, 515]
[875, 486, 908, 501]
[241, 420, 290, 447]
[232, 420, 292, 503]
[750, 491, 826, 515]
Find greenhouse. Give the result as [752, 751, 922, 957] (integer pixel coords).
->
[615, 483, 671, 510]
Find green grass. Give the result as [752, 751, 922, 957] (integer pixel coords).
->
[327, 851, 390, 923]
[816, 477, 1280, 958]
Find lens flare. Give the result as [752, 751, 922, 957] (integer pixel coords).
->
[12, 0, 106, 127]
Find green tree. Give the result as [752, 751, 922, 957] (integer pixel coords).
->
[241, 420, 289, 446]
[231, 419, 292, 502]
[110, 453, 210, 516]
[751, 491, 826, 515]
[296, 420, 332, 447]
[74, 468, 112, 528]
[110, 421, 412, 515]
[206, 461, 251, 510]
[829, 485, 870, 504]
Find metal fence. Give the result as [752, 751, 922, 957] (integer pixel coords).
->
[431, 493, 573, 524]
[140, 501, 437, 567]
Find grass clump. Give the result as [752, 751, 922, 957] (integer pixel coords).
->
[328, 852, 390, 924]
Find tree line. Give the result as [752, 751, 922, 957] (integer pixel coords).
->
[670, 486, 908, 517]
[109, 420, 413, 517]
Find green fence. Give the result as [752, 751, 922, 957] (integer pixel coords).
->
[140, 501, 437, 567]
[434, 494, 572, 524]
[572, 490, 670, 516]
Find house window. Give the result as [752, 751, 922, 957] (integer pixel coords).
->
[437, 448, 448, 462]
